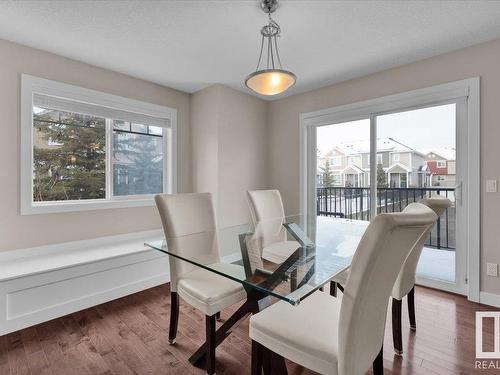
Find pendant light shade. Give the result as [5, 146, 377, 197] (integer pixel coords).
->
[245, 69, 296, 96]
[245, 0, 296, 96]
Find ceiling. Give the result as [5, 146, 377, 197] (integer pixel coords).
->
[2, 1, 500, 100]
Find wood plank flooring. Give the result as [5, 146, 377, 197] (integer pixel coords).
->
[1, 285, 498, 375]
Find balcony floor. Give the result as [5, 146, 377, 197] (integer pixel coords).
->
[417, 246, 455, 283]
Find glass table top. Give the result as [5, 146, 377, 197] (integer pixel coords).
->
[145, 215, 369, 306]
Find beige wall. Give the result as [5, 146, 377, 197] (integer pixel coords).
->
[268, 38, 500, 294]
[0, 39, 191, 251]
[191, 84, 269, 229]
[191, 85, 219, 199]
[3, 34, 500, 295]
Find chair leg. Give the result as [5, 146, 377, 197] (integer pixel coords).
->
[169, 292, 179, 344]
[408, 287, 416, 331]
[330, 281, 337, 297]
[372, 345, 384, 375]
[392, 298, 403, 355]
[215, 311, 221, 321]
[251, 340, 263, 375]
[206, 314, 216, 374]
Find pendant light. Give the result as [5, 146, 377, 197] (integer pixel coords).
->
[245, 0, 296, 96]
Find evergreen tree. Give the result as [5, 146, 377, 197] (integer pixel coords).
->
[112, 131, 163, 196]
[376, 163, 387, 188]
[320, 159, 335, 187]
[33, 109, 106, 201]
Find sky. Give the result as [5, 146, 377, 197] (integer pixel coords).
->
[316, 103, 456, 155]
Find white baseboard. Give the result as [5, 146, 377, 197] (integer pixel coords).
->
[479, 292, 500, 308]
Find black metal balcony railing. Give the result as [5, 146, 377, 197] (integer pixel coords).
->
[316, 186, 456, 250]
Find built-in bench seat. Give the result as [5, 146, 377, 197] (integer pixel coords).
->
[0, 230, 169, 335]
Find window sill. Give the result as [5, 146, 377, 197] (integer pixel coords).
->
[21, 197, 156, 215]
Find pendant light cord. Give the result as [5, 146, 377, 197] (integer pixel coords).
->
[256, 34, 265, 70]
[274, 35, 283, 69]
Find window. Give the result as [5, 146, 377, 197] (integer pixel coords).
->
[22, 75, 176, 214]
[112, 120, 164, 196]
[332, 156, 342, 166]
[33, 107, 107, 202]
[437, 160, 446, 168]
[393, 154, 400, 162]
[333, 174, 341, 185]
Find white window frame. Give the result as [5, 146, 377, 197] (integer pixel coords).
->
[393, 153, 400, 162]
[299, 77, 480, 302]
[436, 160, 447, 167]
[377, 153, 383, 165]
[21, 74, 177, 215]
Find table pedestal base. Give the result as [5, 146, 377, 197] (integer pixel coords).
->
[188, 291, 288, 374]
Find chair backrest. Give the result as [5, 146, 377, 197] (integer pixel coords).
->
[338, 203, 437, 375]
[391, 197, 453, 299]
[155, 193, 220, 292]
[246, 189, 287, 248]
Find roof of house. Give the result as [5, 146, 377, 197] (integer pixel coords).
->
[420, 147, 456, 160]
[386, 162, 413, 173]
[341, 164, 364, 174]
[325, 137, 415, 156]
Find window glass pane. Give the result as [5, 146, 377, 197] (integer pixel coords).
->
[149, 126, 163, 136]
[376, 103, 456, 283]
[32, 107, 106, 202]
[112, 130, 163, 196]
[316, 119, 371, 221]
[113, 120, 130, 131]
[130, 123, 148, 134]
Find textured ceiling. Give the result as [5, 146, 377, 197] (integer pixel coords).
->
[1, 1, 500, 100]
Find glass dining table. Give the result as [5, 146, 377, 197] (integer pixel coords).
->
[145, 214, 368, 368]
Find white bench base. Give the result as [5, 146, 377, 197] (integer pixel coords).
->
[0, 230, 169, 335]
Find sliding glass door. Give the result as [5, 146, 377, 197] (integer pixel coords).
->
[375, 103, 465, 293]
[316, 119, 372, 221]
[311, 99, 468, 295]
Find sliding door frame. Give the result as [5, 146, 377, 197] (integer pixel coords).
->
[299, 77, 480, 302]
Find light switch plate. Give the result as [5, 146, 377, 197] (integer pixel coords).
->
[486, 180, 498, 193]
[487, 263, 498, 277]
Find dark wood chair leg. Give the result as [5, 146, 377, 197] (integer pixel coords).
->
[206, 314, 216, 375]
[251, 340, 263, 375]
[260, 347, 287, 375]
[330, 281, 337, 297]
[215, 311, 221, 321]
[408, 286, 416, 331]
[392, 298, 403, 355]
[169, 292, 179, 344]
[372, 345, 383, 375]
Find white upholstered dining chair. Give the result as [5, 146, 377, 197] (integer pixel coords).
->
[155, 193, 247, 375]
[391, 196, 452, 354]
[330, 196, 452, 355]
[249, 203, 437, 375]
[246, 189, 300, 265]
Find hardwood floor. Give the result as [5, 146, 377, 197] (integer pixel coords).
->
[1, 284, 498, 375]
